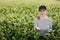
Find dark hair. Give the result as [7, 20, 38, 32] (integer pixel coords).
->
[37, 5, 47, 19]
[39, 5, 47, 11]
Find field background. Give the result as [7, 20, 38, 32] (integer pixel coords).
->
[0, 0, 60, 40]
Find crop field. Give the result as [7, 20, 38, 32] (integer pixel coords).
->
[0, 0, 60, 40]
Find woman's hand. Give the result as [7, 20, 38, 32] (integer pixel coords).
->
[35, 26, 40, 30]
[45, 29, 52, 32]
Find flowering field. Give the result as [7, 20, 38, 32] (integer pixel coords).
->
[0, 0, 60, 40]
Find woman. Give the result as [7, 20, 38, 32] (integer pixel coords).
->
[34, 5, 52, 40]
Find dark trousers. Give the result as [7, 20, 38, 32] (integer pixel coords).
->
[39, 36, 46, 40]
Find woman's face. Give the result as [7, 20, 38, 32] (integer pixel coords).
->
[40, 9, 47, 15]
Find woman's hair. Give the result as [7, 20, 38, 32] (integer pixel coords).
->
[39, 5, 47, 11]
[37, 16, 40, 19]
[37, 5, 47, 19]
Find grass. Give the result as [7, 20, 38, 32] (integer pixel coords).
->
[0, 0, 60, 40]
[0, 0, 60, 7]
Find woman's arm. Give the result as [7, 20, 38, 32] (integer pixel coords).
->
[45, 18, 52, 32]
[34, 18, 40, 30]
[49, 18, 52, 29]
[46, 18, 52, 32]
